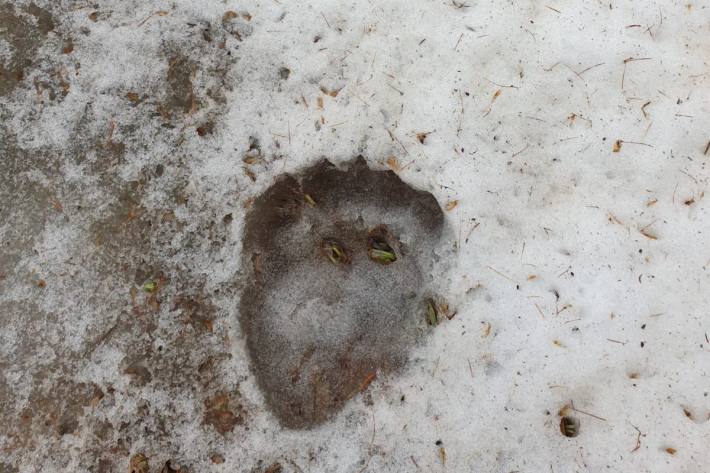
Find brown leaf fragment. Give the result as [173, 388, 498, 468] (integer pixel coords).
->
[445, 200, 458, 211]
[319, 85, 342, 97]
[639, 228, 657, 240]
[439, 446, 446, 465]
[359, 372, 377, 393]
[612, 140, 623, 152]
[682, 407, 693, 420]
[265, 463, 282, 473]
[242, 155, 260, 165]
[416, 131, 430, 144]
[252, 253, 262, 274]
[204, 392, 243, 435]
[244, 167, 256, 182]
[196, 122, 214, 136]
[129, 453, 149, 473]
[50, 197, 63, 212]
[62, 38, 74, 54]
[222, 11, 238, 22]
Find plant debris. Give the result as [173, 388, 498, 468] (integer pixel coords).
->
[359, 372, 377, 392]
[142, 281, 158, 293]
[321, 238, 350, 265]
[264, 463, 283, 473]
[203, 392, 244, 435]
[367, 225, 397, 264]
[426, 299, 439, 326]
[160, 460, 179, 473]
[560, 416, 580, 437]
[416, 131, 431, 144]
[129, 453, 149, 473]
[304, 193, 316, 207]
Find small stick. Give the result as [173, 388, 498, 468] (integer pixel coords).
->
[534, 303, 545, 319]
[513, 144, 529, 157]
[457, 213, 462, 252]
[621, 57, 652, 90]
[562, 63, 584, 81]
[484, 78, 519, 89]
[457, 89, 464, 136]
[482, 89, 501, 117]
[410, 456, 420, 469]
[385, 128, 409, 155]
[704, 140, 710, 155]
[138, 10, 169, 26]
[679, 169, 698, 184]
[578, 62, 604, 76]
[546, 5, 561, 13]
[454, 33, 463, 50]
[570, 401, 607, 422]
[321, 12, 331, 29]
[618, 140, 654, 148]
[106, 119, 115, 144]
[358, 411, 376, 473]
[465, 222, 480, 242]
[630, 423, 643, 452]
[639, 220, 656, 233]
[487, 266, 517, 284]
[386, 83, 404, 96]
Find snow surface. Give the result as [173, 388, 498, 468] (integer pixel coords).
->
[1, 0, 709, 472]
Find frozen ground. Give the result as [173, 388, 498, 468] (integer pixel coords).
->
[1, 0, 709, 472]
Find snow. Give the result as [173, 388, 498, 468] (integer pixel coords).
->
[0, 0, 708, 472]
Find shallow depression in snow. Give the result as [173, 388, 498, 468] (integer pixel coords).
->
[240, 158, 450, 428]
